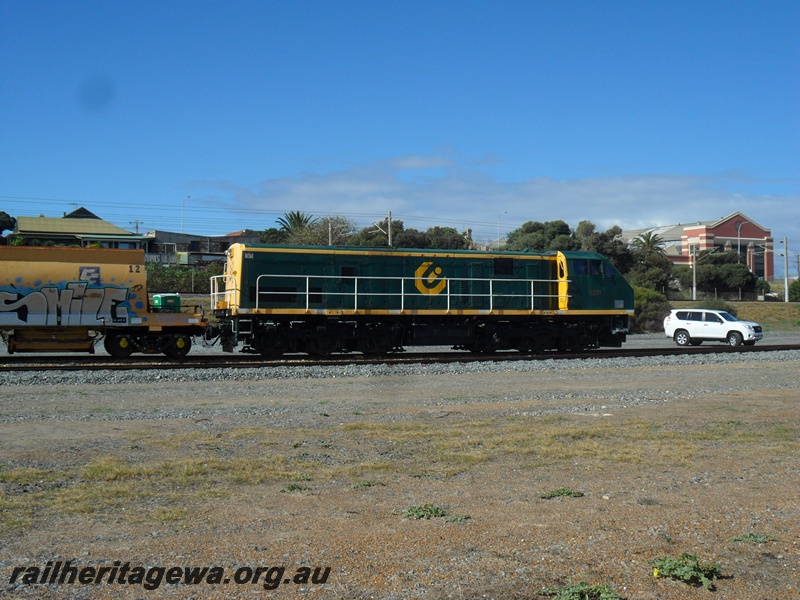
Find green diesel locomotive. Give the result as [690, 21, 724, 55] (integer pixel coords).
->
[211, 244, 634, 356]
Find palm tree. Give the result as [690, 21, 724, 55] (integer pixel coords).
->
[630, 231, 667, 258]
[276, 211, 317, 236]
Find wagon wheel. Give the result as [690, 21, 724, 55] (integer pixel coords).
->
[104, 334, 134, 358]
[164, 334, 192, 359]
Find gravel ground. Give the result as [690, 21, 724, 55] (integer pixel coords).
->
[1, 343, 799, 599]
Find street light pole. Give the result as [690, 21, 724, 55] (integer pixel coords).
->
[781, 237, 789, 302]
[735, 221, 744, 264]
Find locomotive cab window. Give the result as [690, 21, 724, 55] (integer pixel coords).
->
[603, 261, 617, 277]
[571, 260, 587, 275]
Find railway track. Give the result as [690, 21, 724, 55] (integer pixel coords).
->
[3, 343, 800, 373]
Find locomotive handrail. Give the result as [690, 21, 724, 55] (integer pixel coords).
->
[252, 273, 568, 312]
[210, 274, 240, 312]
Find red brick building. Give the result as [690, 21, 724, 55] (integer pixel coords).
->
[622, 211, 774, 280]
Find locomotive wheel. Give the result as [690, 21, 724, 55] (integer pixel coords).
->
[360, 336, 391, 355]
[164, 334, 192, 358]
[104, 334, 134, 358]
[305, 335, 335, 356]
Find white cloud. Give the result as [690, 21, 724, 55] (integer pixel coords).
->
[189, 157, 800, 274]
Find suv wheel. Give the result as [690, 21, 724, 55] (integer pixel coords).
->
[727, 332, 743, 346]
[674, 330, 691, 346]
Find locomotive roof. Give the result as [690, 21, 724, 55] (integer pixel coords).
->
[235, 243, 609, 260]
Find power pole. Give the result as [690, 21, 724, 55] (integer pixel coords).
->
[783, 237, 789, 302]
[129, 220, 144, 234]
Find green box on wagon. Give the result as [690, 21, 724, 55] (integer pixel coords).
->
[151, 293, 181, 313]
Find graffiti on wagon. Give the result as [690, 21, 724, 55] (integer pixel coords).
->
[0, 281, 131, 326]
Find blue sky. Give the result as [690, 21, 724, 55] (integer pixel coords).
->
[1, 1, 798, 274]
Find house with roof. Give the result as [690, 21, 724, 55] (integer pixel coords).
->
[14, 207, 150, 249]
[621, 211, 774, 280]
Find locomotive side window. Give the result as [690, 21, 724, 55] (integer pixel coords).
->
[589, 260, 602, 276]
[603, 261, 616, 277]
[571, 260, 587, 275]
[493, 258, 514, 276]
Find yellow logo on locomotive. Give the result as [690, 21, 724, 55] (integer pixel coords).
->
[415, 261, 446, 295]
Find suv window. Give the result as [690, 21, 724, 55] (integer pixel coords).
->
[705, 313, 723, 323]
[675, 311, 690, 320]
[688, 312, 703, 322]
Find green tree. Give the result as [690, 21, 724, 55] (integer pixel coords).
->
[0, 211, 15, 235]
[145, 263, 223, 294]
[789, 279, 800, 302]
[627, 232, 672, 291]
[290, 215, 358, 246]
[626, 253, 673, 292]
[630, 231, 667, 258]
[505, 220, 577, 252]
[571, 221, 635, 274]
[275, 211, 317, 242]
[674, 251, 757, 295]
[427, 226, 470, 249]
[260, 228, 288, 244]
[349, 218, 405, 247]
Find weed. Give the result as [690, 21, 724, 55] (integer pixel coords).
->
[651, 552, 721, 590]
[538, 581, 624, 599]
[730, 532, 775, 544]
[403, 504, 445, 519]
[541, 488, 585, 499]
[351, 480, 384, 489]
[0, 467, 63, 484]
[279, 483, 309, 493]
[153, 507, 188, 522]
[445, 514, 471, 523]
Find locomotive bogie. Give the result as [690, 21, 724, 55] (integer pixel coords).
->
[213, 244, 634, 356]
[0, 247, 206, 356]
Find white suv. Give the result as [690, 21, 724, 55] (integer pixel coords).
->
[663, 309, 763, 347]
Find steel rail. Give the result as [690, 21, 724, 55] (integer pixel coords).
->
[2, 344, 800, 373]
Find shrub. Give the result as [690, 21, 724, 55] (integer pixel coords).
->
[631, 287, 671, 333]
